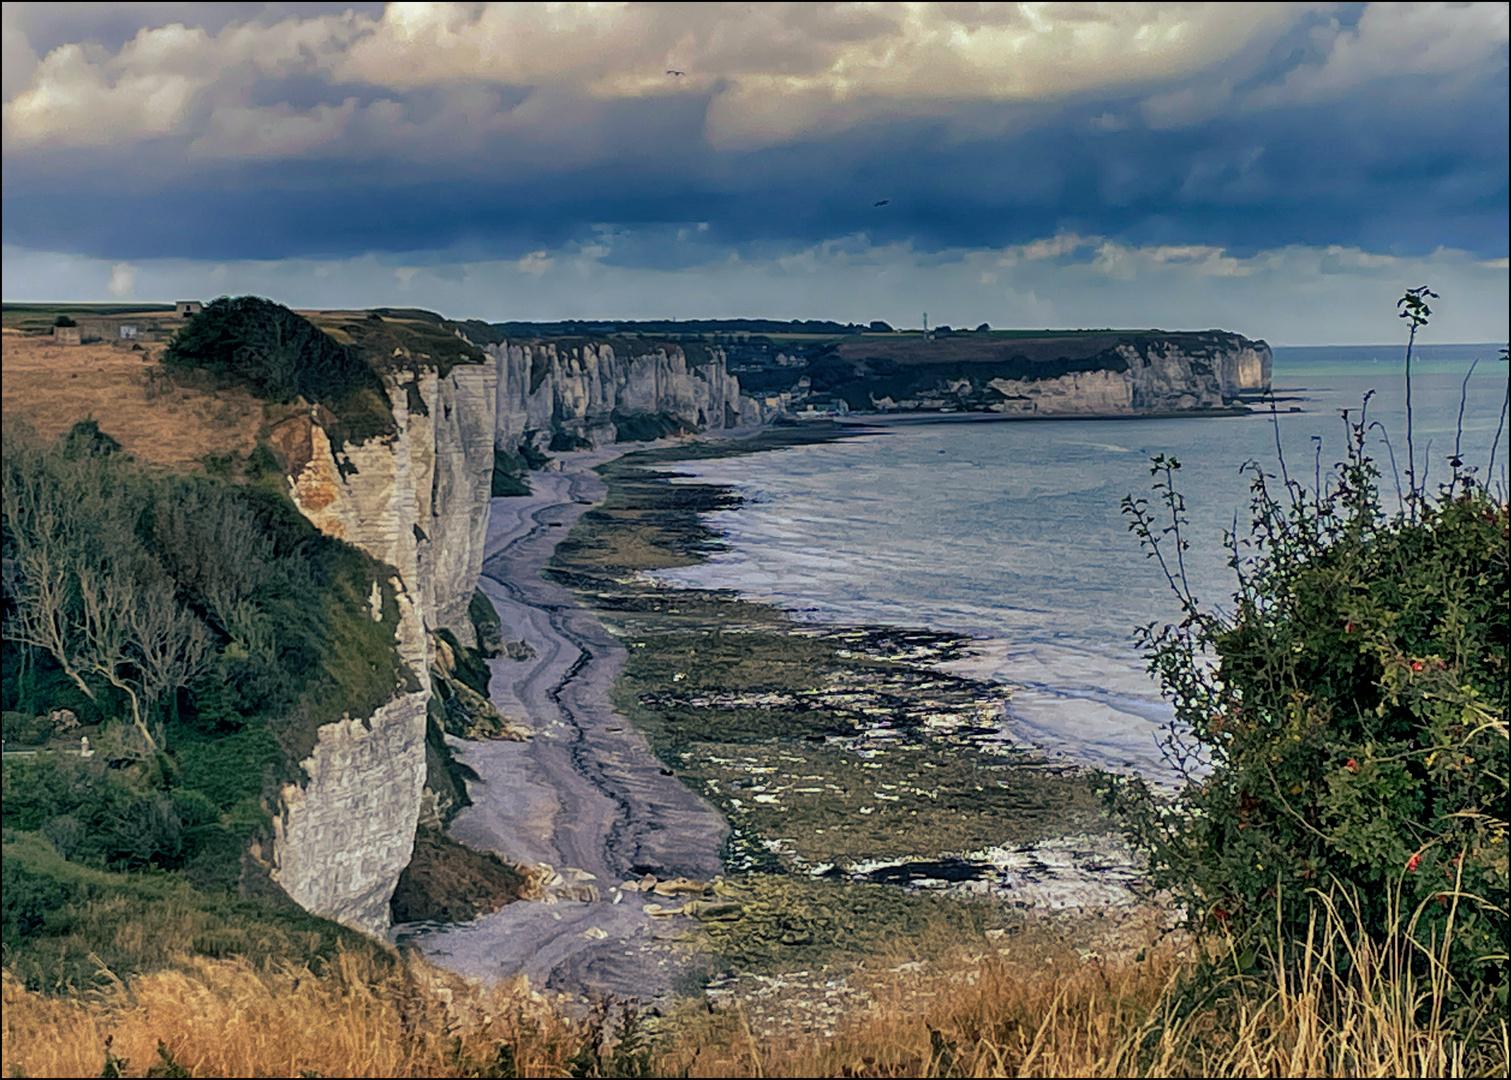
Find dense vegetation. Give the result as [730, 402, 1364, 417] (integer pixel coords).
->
[1, 832, 389, 993]
[1, 417, 412, 987]
[1109, 293, 1509, 1021]
[161, 296, 395, 445]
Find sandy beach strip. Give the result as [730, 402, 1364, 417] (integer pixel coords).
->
[398, 443, 729, 1003]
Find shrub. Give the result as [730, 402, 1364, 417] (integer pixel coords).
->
[1, 711, 50, 746]
[1, 832, 388, 991]
[60, 417, 122, 459]
[468, 588, 505, 657]
[516, 438, 552, 470]
[1106, 292, 1509, 1011]
[160, 295, 393, 445]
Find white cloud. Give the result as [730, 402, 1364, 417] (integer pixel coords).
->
[2, 2, 1313, 153]
[189, 98, 358, 159]
[8, 2, 1503, 157]
[516, 251, 555, 276]
[998, 233, 1092, 266]
[4, 31, 203, 145]
[1321, 245, 1399, 271]
[1140, 79, 1233, 130]
[1, 6, 40, 101]
[1091, 240, 1251, 280]
[2, 10, 359, 149]
[1250, 2, 1511, 108]
[107, 261, 136, 297]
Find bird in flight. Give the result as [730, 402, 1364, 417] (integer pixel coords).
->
[666, 69, 685, 77]
[873, 199, 890, 207]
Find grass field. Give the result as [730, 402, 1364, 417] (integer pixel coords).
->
[4, 903, 1503, 1078]
[1, 331, 262, 472]
[1, 304, 178, 334]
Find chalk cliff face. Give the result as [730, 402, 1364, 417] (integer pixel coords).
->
[258, 317, 1265, 935]
[488, 340, 764, 451]
[1215, 342, 1271, 398]
[814, 331, 1272, 416]
[268, 361, 497, 935]
[270, 693, 429, 931]
[265, 331, 762, 934]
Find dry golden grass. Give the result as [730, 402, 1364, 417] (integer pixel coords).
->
[4, 905, 1504, 1079]
[660, 898, 1509, 1079]
[0, 333, 261, 472]
[2, 952, 599, 1079]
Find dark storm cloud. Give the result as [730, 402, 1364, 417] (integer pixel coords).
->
[4, 66, 1506, 266]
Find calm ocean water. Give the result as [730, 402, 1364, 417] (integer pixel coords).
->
[650, 344, 1509, 786]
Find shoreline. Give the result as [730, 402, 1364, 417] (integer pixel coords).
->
[829, 404, 1256, 427]
[543, 434, 1150, 905]
[404, 423, 1157, 1011]
[397, 439, 732, 1005]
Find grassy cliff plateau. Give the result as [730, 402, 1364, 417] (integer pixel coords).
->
[2, 298, 518, 987]
[161, 298, 489, 455]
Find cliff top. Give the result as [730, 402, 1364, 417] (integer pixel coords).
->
[302, 308, 487, 376]
[832, 329, 1268, 367]
[0, 329, 262, 472]
[0, 301, 488, 477]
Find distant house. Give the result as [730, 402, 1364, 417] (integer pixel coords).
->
[175, 300, 202, 317]
[54, 325, 81, 346]
[119, 324, 139, 339]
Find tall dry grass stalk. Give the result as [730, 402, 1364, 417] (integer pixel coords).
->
[3, 905, 1505, 1078]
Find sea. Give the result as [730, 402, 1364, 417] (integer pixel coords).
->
[648, 344, 1509, 789]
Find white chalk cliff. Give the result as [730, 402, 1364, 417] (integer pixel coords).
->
[260, 323, 1266, 935]
[488, 339, 765, 451]
[264, 335, 761, 934]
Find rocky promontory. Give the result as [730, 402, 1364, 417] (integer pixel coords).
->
[805, 330, 1271, 415]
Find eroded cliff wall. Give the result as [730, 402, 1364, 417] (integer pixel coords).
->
[267, 361, 496, 934]
[816, 331, 1272, 415]
[488, 340, 765, 451]
[262, 325, 771, 934]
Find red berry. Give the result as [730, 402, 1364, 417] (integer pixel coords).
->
[1411, 660, 1425, 672]
[1407, 853, 1422, 873]
[1345, 759, 1359, 773]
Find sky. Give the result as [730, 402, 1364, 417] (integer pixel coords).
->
[2, 2, 1507, 344]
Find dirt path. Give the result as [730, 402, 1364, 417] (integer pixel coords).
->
[397, 449, 727, 1003]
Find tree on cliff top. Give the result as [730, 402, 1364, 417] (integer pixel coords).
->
[162, 296, 385, 409]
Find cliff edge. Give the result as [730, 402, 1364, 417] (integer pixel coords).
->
[808, 330, 1271, 415]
